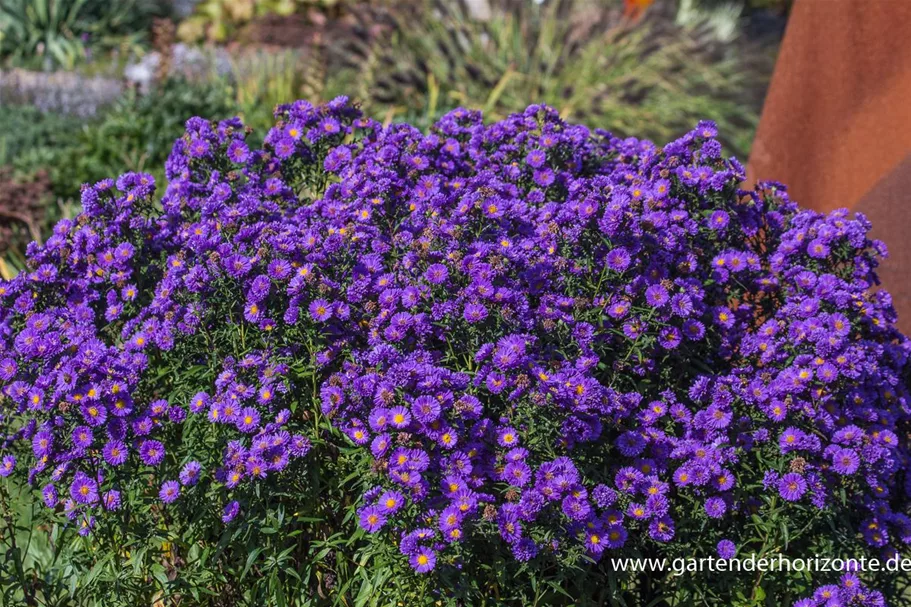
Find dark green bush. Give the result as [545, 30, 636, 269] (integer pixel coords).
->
[2, 78, 235, 203]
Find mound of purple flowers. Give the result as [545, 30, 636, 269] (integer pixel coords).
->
[0, 98, 909, 592]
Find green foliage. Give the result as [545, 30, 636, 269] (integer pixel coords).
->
[2, 78, 235, 205]
[4, 452, 908, 606]
[0, 105, 80, 170]
[0, 0, 165, 69]
[348, 0, 766, 158]
[51, 78, 234, 197]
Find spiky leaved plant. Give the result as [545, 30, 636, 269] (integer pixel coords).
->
[337, 0, 772, 158]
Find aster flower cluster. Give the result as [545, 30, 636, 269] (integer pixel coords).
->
[0, 98, 908, 592]
[202, 352, 311, 490]
[795, 575, 886, 607]
[0, 113, 327, 531]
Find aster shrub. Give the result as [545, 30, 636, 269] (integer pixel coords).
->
[0, 98, 909, 606]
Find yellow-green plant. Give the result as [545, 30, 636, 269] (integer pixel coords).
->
[177, 0, 340, 43]
[227, 48, 326, 133]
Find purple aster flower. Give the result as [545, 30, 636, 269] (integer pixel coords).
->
[463, 302, 488, 323]
[593, 484, 617, 508]
[257, 385, 275, 406]
[778, 473, 808, 502]
[77, 515, 95, 537]
[179, 461, 202, 486]
[604, 525, 628, 548]
[222, 500, 240, 523]
[368, 407, 390, 432]
[411, 397, 441, 424]
[831, 448, 860, 475]
[658, 326, 682, 349]
[717, 539, 736, 559]
[606, 248, 631, 272]
[360, 505, 387, 533]
[139, 439, 165, 466]
[713, 470, 735, 491]
[533, 168, 554, 187]
[379, 491, 404, 514]
[807, 238, 830, 259]
[308, 299, 332, 322]
[32, 430, 53, 457]
[424, 264, 449, 285]
[159, 480, 180, 503]
[42, 484, 58, 508]
[319, 117, 341, 134]
[102, 489, 121, 511]
[72, 425, 93, 450]
[670, 293, 694, 317]
[616, 431, 646, 456]
[0, 358, 17, 381]
[290, 435, 311, 457]
[0, 455, 15, 477]
[243, 301, 263, 322]
[70, 472, 98, 505]
[708, 210, 729, 230]
[526, 149, 546, 168]
[188, 136, 210, 158]
[410, 547, 436, 573]
[779, 427, 805, 453]
[512, 537, 538, 561]
[503, 461, 531, 487]
[649, 517, 675, 542]
[645, 284, 669, 307]
[683, 320, 705, 340]
[585, 530, 606, 555]
[389, 406, 411, 429]
[497, 427, 520, 448]
[236, 407, 261, 433]
[102, 440, 128, 466]
[227, 140, 250, 163]
[704, 496, 726, 518]
[81, 403, 107, 426]
[274, 137, 295, 158]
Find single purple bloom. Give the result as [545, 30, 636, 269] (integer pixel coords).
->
[222, 500, 241, 523]
[717, 539, 736, 559]
[103, 440, 128, 466]
[179, 461, 202, 486]
[410, 547, 437, 573]
[139, 439, 165, 466]
[778, 473, 807, 501]
[359, 505, 387, 532]
[705, 497, 727, 518]
[70, 472, 99, 505]
[159, 480, 180, 504]
[309, 299, 332, 322]
[0, 455, 15, 477]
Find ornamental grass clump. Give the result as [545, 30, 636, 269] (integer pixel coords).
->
[0, 98, 909, 605]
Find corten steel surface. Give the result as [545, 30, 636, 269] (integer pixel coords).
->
[747, 0, 911, 332]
